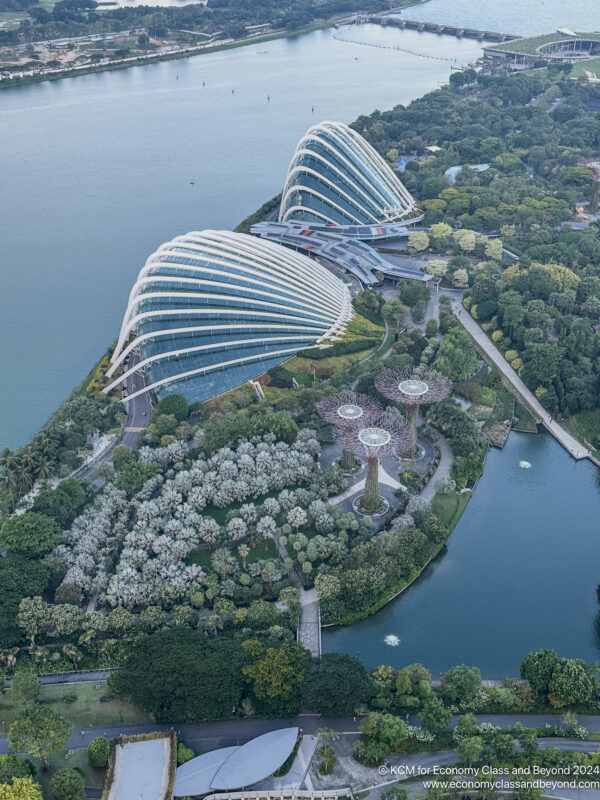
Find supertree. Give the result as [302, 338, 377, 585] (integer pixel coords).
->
[375, 365, 452, 438]
[336, 410, 415, 513]
[317, 391, 382, 471]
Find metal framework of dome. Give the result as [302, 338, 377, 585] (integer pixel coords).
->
[280, 120, 416, 226]
[104, 231, 352, 405]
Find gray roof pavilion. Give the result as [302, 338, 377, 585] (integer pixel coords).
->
[173, 728, 299, 798]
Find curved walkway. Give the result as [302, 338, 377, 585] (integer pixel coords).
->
[450, 297, 591, 461]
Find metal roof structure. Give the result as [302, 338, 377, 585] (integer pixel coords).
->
[173, 728, 299, 798]
[252, 220, 432, 286]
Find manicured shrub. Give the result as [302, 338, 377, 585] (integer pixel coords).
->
[49, 768, 85, 800]
[177, 741, 195, 765]
[88, 737, 110, 767]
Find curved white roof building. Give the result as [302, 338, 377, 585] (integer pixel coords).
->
[280, 120, 415, 226]
[173, 728, 299, 797]
[105, 231, 352, 404]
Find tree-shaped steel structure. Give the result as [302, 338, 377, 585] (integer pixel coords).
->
[317, 391, 382, 471]
[375, 366, 452, 436]
[336, 410, 415, 513]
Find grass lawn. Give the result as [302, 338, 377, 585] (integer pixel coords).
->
[0, 680, 151, 731]
[31, 748, 106, 798]
[571, 56, 600, 78]
[568, 410, 600, 453]
[513, 400, 538, 433]
[432, 490, 471, 531]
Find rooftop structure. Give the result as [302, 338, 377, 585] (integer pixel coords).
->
[107, 733, 174, 800]
[173, 728, 299, 797]
[252, 220, 432, 286]
[280, 120, 416, 226]
[484, 30, 600, 63]
[104, 231, 352, 405]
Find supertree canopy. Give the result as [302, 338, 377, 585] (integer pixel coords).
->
[336, 410, 415, 513]
[317, 391, 382, 471]
[375, 366, 452, 433]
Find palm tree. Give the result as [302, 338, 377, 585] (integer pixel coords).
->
[62, 644, 82, 669]
[32, 646, 50, 667]
[237, 544, 249, 570]
[78, 629, 96, 648]
[0, 648, 20, 669]
[34, 455, 54, 482]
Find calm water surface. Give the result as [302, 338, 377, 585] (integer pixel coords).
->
[323, 432, 600, 676]
[0, 25, 482, 450]
[396, 0, 600, 37]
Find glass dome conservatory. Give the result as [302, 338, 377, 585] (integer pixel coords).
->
[280, 120, 415, 226]
[104, 230, 352, 404]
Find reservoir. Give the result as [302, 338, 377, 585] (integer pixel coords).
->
[395, 0, 600, 37]
[0, 24, 482, 450]
[323, 432, 600, 677]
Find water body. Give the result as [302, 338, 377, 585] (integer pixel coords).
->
[323, 432, 600, 677]
[0, 25, 482, 451]
[395, 0, 600, 37]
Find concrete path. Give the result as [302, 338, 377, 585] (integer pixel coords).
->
[420, 434, 453, 502]
[450, 298, 591, 461]
[329, 464, 406, 505]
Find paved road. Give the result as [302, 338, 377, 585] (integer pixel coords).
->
[77, 352, 151, 482]
[3, 714, 600, 756]
[450, 297, 591, 462]
[4, 670, 112, 689]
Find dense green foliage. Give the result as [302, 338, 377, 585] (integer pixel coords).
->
[0, 395, 122, 513]
[202, 405, 299, 453]
[354, 71, 600, 417]
[301, 653, 370, 715]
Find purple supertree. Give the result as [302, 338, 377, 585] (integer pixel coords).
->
[375, 366, 452, 437]
[336, 410, 415, 513]
[317, 391, 382, 471]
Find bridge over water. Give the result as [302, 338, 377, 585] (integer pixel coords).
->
[345, 14, 520, 44]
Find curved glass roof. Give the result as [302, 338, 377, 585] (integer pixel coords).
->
[105, 231, 352, 404]
[173, 728, 299, 798]
[280, 121, 415, 226]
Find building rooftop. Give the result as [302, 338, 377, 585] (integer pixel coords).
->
[173, 728, 299, 798]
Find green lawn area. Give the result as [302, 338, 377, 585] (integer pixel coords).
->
[571, 56, 600, 78]
[513, 400, 538, 433]
[32, 748, 106, 798]
[432, 490, 471, 531]
[0, 680, 151, 730]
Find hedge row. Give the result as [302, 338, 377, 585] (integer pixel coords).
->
[298, 338, 380, 360]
